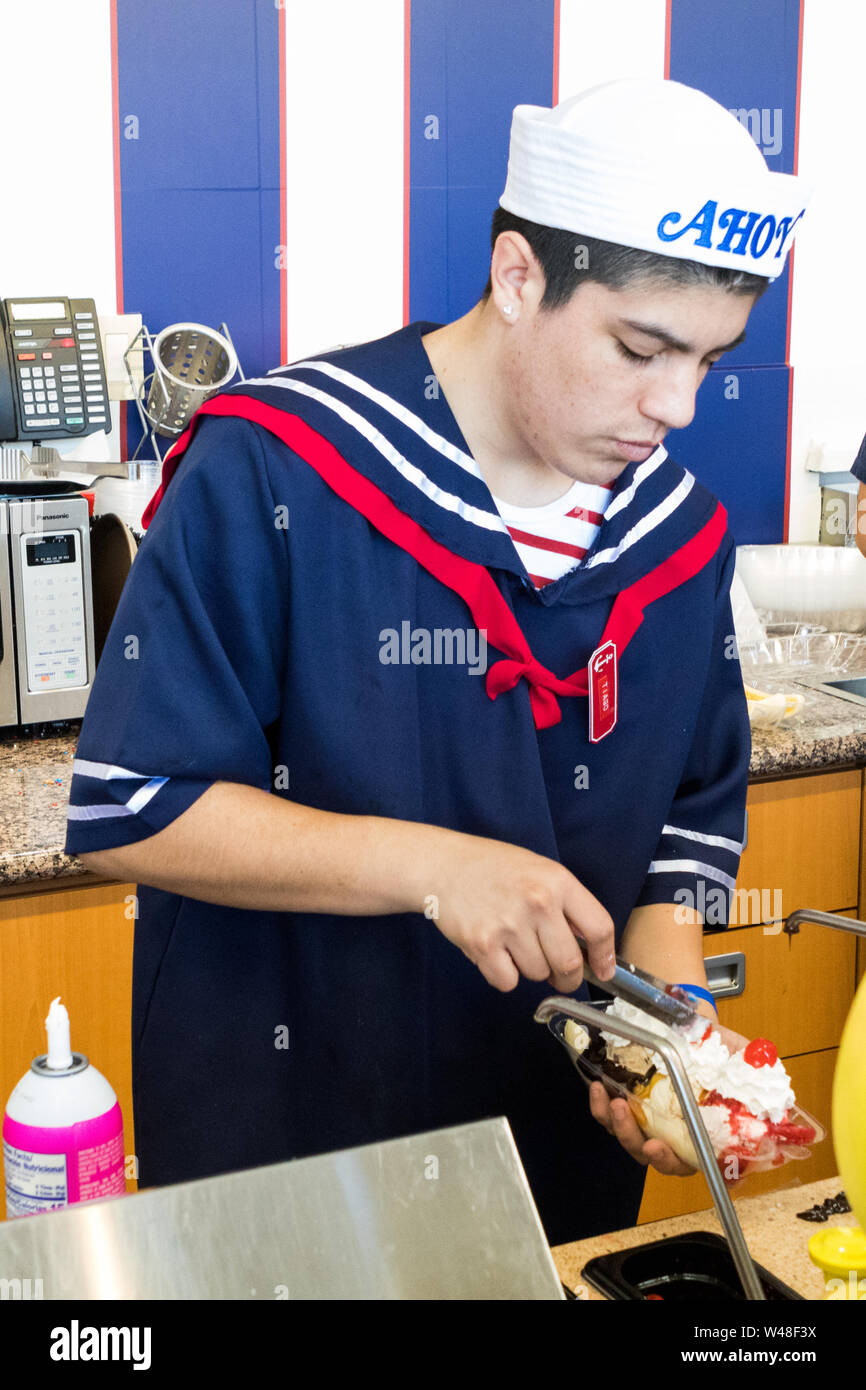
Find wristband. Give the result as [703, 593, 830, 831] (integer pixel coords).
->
[674, 982, 718, 1014]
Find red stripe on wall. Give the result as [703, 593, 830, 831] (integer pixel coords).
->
[664, 0, 672, 79]
[403, 0, 412, 326]
[552, 0, 560, 105]
[279, 2, 287, 366]
[109, 0, 126, 459]
[783, 0, 805, 540]
[793, 0, 805, 177]
[785, 0, 805, 365]
[783, 364, 793, 543]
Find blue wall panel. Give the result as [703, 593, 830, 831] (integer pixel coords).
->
[668, 0, 801, 369]
[408, 0, 556, 324]
[666, 365, 790, 545]
[116, 0, 280, 456]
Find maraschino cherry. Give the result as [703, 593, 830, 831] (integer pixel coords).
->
[744, 1038, 778, 1068]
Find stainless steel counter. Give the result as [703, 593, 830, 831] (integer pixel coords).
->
[0, 1117, 564, 1300]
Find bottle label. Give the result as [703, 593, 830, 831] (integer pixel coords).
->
[77, 1128, 125, 1201]
[3, 1141, 67, 1217]
[3, 1102, 125, 1216]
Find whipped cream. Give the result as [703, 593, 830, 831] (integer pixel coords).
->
[712, 1051, 795, 1124]
[599, 997, 694, 1069]
[698, 1103, 735, 1151]
[599, 997, 795, 1124]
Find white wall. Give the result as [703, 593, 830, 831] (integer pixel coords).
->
[282, 0, 404, 364]
[558, 0, 667, 96]
[788, 0, 866, 539]
[0, 1, 119, 462]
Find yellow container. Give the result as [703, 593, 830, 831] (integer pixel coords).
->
[805, 966, 866, 1298]
[808, 1226, 866, 1299]
[833, 970, 866, 1230]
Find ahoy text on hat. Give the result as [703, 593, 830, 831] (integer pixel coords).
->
[499, 78, 811, 280]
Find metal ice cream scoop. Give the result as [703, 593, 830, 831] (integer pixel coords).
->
[580, 951, 699, 1028]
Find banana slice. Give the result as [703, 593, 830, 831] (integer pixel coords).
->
[743, 683, 803, 725]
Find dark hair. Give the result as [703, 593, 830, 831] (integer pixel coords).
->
[481, 207, 770, 310]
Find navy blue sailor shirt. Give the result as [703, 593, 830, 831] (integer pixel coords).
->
[65, 320, 751, 1244]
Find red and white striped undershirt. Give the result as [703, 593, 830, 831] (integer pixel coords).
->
[492, 477, 615, 587]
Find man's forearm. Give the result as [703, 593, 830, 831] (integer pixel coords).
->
[78, 781, 456, 916]
[620, 902, 716, 1019]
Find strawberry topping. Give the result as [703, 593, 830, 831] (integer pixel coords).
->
[767, 1118, 816, 1144]
[701, 1091, 815, 1148]
[703, 1091, 750, 1115]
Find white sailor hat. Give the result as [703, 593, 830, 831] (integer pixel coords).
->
[499, 78, 810, 279]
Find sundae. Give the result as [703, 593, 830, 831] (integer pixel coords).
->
[564, 998, 820, 1180]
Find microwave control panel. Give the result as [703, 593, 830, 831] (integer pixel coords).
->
[18, 528, 88, 692]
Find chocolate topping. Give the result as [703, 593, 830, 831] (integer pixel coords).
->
[583, 1032, 657, 1090]
[796, 1191, 851, 1223]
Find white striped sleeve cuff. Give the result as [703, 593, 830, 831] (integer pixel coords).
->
[637, 821, 745, 923]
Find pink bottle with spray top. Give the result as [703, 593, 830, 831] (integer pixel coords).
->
[2, 996, 126, 1218]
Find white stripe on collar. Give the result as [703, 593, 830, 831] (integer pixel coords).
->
[603, 449, 667, 519]
[244, 374, 510, 536]
[585, 470, 695, 570]
[252, 365, 693, 568]
[265, 358, 482, 480]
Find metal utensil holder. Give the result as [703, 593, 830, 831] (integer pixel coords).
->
[123, 320, 244, 465]
[535, 995, 767, 1300]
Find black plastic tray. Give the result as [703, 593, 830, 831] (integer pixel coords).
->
[581, 1231, 802, 1300]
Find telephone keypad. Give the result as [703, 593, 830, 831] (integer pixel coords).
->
[7, 297, 108, 439]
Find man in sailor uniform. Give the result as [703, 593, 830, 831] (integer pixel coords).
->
[66, 80, 810, 1244]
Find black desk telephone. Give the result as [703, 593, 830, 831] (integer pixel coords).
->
[0, 296, 110, 443]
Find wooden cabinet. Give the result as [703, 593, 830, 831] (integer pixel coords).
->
[637, 767, 866, 1226]
[734, 769, 861, 924]
[702, 919, 857, 1056]
[0, 880, 138, 1202]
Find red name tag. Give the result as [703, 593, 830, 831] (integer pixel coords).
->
[588, 640, 617, 742]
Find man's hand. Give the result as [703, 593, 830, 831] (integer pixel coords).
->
[427, 833, 616, 993]
[590, 1022, 752, 1178]
[589, 1083, 698, 1175]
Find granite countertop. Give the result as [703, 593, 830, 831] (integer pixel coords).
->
[552, 1174, 858, 1299]
[748, 674, 866, 777]
[3, 678, 866, 887]
[0, 725, 84, 887]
